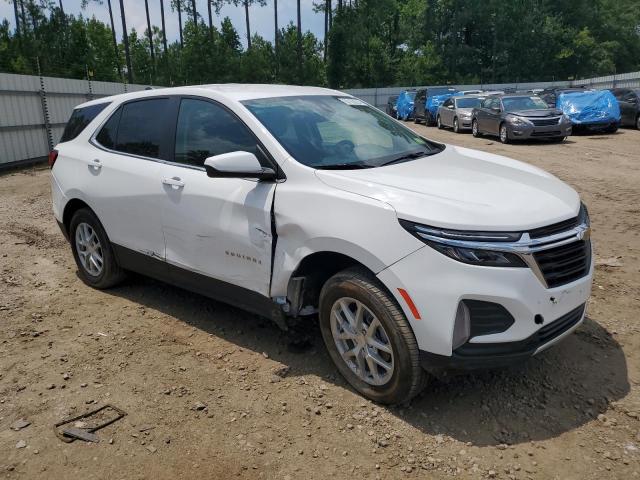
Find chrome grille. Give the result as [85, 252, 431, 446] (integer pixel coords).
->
[530, 117, 560, 126]
[533, 240, 591, 288]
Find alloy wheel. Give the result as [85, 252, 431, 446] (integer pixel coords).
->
[472, 120, 479, 136]
[500, 125, 508, 143]
[75, 222, 103, 276]
[454, 118, 459, 133]
[330, 297, 394, 386]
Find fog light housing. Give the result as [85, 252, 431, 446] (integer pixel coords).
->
[452, 302, 471, 349]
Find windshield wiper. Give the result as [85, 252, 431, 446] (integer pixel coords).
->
[380, 150, 431, 167]
[315, 163, 374, 170]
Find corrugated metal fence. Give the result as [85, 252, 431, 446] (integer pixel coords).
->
[344, 71, 640, 110]
[1, 70, 639, 169]
[0, 73, 149, 169]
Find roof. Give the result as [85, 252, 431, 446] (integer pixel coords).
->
[75, 84, 344, 110]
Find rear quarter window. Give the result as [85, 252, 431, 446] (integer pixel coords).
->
[60, 103, 110, 142]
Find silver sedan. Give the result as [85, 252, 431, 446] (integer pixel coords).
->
[437, 95, 485, 133]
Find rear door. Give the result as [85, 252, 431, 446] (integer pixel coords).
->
[157, 96, 276, 297]
[88, 98, 170, 265]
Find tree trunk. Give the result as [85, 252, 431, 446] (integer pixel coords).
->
[118, 0, 134, 83]
[207, 0, 213, 38]
[177, 0, 183, 48]
[296, 0, 302, 80]
[323, 0, 328, 61]
[159, 0, 168, 55]
[107, 0, 122, 80]
[273, 0, 278, 55]
[144, 0, 155, 65]
[19, 0, 26, 33]
[13, 0, 20, 36]
[58, 0, 64, 16]
[244, 0, 251, 50]
[191, 0, 197, 24]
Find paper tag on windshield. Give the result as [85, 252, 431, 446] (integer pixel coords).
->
[339, 97, 367, 106]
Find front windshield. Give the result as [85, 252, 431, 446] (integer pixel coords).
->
[456, 97, 482, 108]
[502, 96, 549, 111]
[243, 95, 441, 169]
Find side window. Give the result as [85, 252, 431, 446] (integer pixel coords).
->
[115, 98, 169, 159]
[612, 90, 626, 100]
[95, 107, 122, 149]
[623, 91, 637, 102]
[443, 99, 453, 107]
[174, 98, 260, 167]
[61, 102, 110, 142]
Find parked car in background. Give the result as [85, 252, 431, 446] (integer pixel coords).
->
[436, 95, 485, 132]
[555, 90, 620, 133]
[386, 94, 399, 117]
[610, 88, 640, 129]
[539, 87, 586, 108]
[395, 90, 416, 120]
[472, 94, 572, 143]
[50, 84, 593, 405]
[413, 87, 458, 125]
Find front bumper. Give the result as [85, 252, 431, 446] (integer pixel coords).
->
[419, 303, 585, 370]
[457, 116, 473, 130]
[509, 121, 572, 139]
[377, 242, 593, 358]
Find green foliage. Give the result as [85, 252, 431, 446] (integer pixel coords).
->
[0, 0, 639, 87]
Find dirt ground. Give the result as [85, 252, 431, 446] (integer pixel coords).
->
[1, 126, 639, 480]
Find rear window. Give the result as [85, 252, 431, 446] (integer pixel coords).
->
[60, 103, 110, 142]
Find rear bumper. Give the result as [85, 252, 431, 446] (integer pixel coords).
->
[420, 303, 585, 370]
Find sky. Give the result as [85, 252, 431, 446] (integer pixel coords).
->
[0, 0, 326, 49]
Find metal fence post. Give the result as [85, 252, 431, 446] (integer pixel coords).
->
[36, 57, 54, 153]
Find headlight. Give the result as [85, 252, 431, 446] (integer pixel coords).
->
[506, 114, 528, 125]
[459, 112, 471, 119]
[399, 220, 527, 267]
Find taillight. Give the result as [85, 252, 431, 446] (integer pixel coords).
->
[48, 149, 58, 169]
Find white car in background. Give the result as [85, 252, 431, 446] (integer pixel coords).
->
[50, 85, 593, 404]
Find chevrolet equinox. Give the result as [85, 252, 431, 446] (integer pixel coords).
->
[50, 85, 593, 404]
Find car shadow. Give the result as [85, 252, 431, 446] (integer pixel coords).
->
[104, 274, 629, 447]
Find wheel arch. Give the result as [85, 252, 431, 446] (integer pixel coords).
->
[62, 198, 95, 238]
[284, 250, 380, 317]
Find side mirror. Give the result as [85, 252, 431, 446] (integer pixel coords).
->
[204, 151, 276, 181]
[447, 105, 454, 109]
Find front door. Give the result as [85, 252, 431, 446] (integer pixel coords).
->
[158, 97, 276, 297]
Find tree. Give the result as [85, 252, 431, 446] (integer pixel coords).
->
[105, 0, 121, 78]
[144, 0, 155, 66]
[229, 0, 266, 50]
[118, 0, 133, 82]
[159, 0, 168, 55]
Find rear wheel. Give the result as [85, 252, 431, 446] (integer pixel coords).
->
[472, 119, 480, 137]
[70, 208, 125, 289]
[319, 268, 425, 404]
[453, 117, 460, 133]
[499, 123, 510, 144]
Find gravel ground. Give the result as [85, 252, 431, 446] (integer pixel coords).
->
[0, 126, 639, 479]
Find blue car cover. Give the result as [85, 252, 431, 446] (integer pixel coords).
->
[426, 92, 462, 118]
[395, 91, 416, 120]
[556, 90, 621, 125]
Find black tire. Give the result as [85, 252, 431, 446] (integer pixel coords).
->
[413, 115, 421, 124]
[499, 123, 510, 144]
[605, 124, 618, 134]
[436, 115, 443, 129]
[69, 208, 125, 289]
[472, 119, 480, 137]
[453, 117, 460, 133]
[319, 268, 426, 404]
[636, 114, 640, 130]
[550, 136, 566, 143]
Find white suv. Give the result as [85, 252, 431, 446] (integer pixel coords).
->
[50, 85, 593, 404]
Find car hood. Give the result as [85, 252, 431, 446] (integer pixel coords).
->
[314, 145, 579, 231]
[509, 109, 563, 118]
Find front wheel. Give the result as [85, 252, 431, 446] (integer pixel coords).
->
[453, 117, 460, 133]
[70, 208, 125, 289]
[499, 123, 510, 144]
[472, 119, 480, 137]
[436, 115, 443, 129]
[319, 268, 425, 404]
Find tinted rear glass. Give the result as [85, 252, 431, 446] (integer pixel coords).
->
[115, 99, 169, 159]
[95, 107, 122, 149]
[60, 103, 109, 142]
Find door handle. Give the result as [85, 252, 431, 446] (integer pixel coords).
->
[90, 159, 102, 170]
[162, 176, 185, 189]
